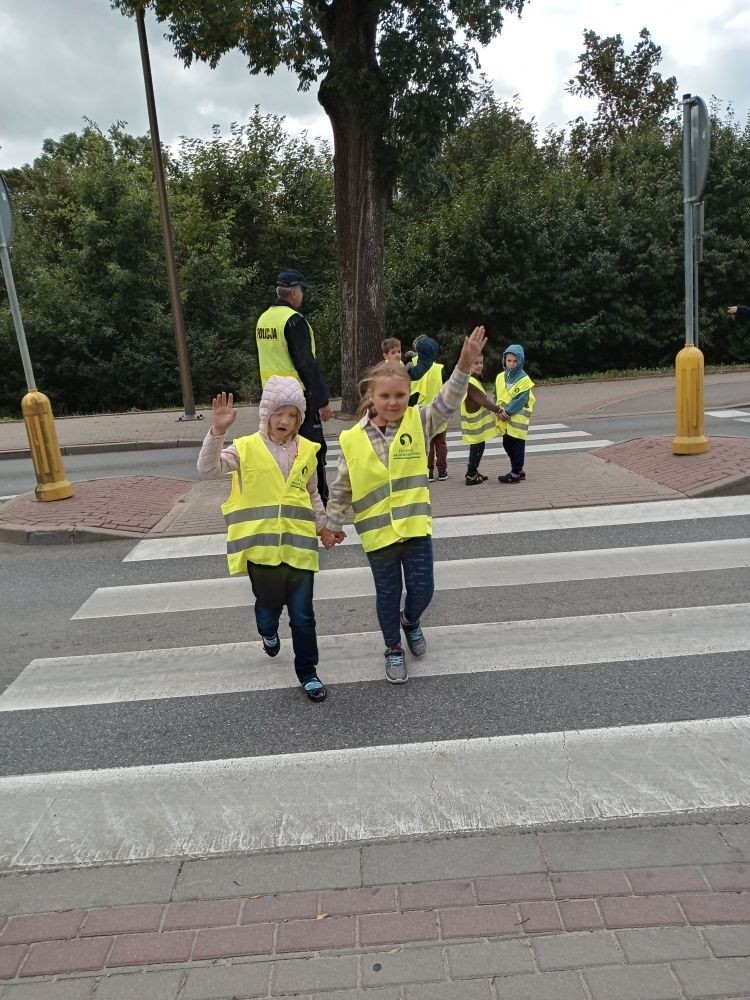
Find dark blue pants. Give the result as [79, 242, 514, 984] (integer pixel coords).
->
[502, 433, 526, 475]
[247, 562, 318, 684]
[365, 536, 435, 649]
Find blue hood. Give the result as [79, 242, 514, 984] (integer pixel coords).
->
[503, 343, 526, 385]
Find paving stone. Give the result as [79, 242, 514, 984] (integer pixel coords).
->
[627, 867, 709, 894]
[679, 891, 750, 925]
[405, 980, 493, 999]
[107, 930, 194, 968]
[1, 980, 95, 1000]
[672, 957, 750, 998]
[162, 898, 242, 930]
[0, 912, 86, 945]
[491, 970, 587, 999]
[0, 865, 179, 916]
[517, 901, 562, 933]
[438, 904, 520, 939]
[550, 870, 630, 898]
[309, 991, 401, 1000]
[540, 827, 738, 873]
[616, 927, 710, 963]
[359, 910, 438, 946]
[90, 968, 184, 1000]
[272, 956, 358, 994]
[583, 963, 683, 999]
[192, 923, 274, 961]
[361, 946, 445, 987]
[319, 887, 397, 916]
[276, 916, 355, 954]
[361, 834, 545, 886]
[80, 905, 164, 937]
[598, 894, 685, 929]
[702, 864, 750, 891]
[242, 892, 319, 924]
[398, 881, 475, 910]
[0, 946, 26, 980]
[475, 874, 552, 904]
[446, 938, 534, 978]
[703, 924, 750, 958]
[175, 849, 360, 900]
[532, 930, 621, 971]
[21, 938, 112, 978]
[717, 825, 750, 860]
[558, 899, 603, 931]
[181, 960, 270, 999]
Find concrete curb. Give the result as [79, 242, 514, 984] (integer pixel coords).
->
[0, 439, 207, 461]
[0, 522, 147, 545]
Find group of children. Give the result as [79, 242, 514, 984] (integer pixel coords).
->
[197, 328, 533, 702]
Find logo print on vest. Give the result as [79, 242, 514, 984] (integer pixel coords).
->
[301, 465, 309, 476]
[399, 433, 413, 446]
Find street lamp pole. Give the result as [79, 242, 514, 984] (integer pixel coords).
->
[135, 2, 199, 421]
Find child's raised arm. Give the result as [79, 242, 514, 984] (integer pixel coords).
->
[210, 392, 237, 436]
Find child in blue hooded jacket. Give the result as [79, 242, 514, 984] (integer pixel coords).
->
[494, 344, 535, 484]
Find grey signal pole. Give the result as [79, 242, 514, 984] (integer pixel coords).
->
[136, 3, 199, 420]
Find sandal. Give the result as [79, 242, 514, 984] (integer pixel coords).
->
[303, 677, 327, 702]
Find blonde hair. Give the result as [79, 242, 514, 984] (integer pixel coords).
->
[355, 361, 412, 419]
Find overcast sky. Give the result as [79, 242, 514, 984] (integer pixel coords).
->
[1, 0, 749, 171]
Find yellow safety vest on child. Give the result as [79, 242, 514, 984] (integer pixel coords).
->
[339, 406, 431, 553]
[495, 372, 536, 440]
[221, 434, 320, 575]
[410, 362, 444, 406]
[461, 376, 499, 444]
[255, 305, 317, 387]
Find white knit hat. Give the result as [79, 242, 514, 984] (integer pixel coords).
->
[258, 376, 306, 432]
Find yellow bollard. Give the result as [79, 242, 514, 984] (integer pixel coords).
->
[20, 390, 74, 501]
[673, 345, 708, 455]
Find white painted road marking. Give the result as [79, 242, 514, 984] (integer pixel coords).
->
[77, 537, 750, 619]
[123, 496, 750, 562]
[4, 603, 749, 711]
[3, 715, 750, 869]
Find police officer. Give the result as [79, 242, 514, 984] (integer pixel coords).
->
[255, 269, 332, 504]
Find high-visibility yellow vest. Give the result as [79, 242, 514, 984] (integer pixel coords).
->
[255, 305, 316, 387]
[410, 362, 443, 406]
[494, 372, 536, 440]
[221, 434, 320, 575]
[339, 406, 431, 553]
[461, 376, 499, 444]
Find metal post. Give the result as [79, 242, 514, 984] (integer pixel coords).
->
[136, 3, 199, 420]
[682, 93, 694, 348]
[0, 222, 36, 391]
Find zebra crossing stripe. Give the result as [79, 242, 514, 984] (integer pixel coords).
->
[3, 715, 749, 869]
[122, 497, 750, 562]
[75, 537, 750, 619]
[4, 603, 749, 711]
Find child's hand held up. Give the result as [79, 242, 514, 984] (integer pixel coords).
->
[211, 392, 237, 436]
[457, 326, 488, 373]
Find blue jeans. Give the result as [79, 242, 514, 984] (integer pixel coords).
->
[246, 562, 318, 684]
[365, 536, 435, 649]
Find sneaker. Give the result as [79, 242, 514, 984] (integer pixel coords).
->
[303, 676, 327, 702]
[384, 645, 408, 683]
[401, 614, 427, 657]
[438, 471, 448, 481]
[428, 470, 435, 482]
[465, 472, 485, 486]
[498, 472, 522, 484]
[519, 471, 526, 480]
[261, 633, 280, 656]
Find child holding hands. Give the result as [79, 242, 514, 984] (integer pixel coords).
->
[197, 376, 330, 702]
[324, 326, 488, 683]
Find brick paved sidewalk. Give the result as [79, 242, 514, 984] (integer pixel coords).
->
[2, 824, 750, 998]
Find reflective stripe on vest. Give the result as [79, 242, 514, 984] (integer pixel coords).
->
[461, 376, 499, 444]
[494, 372, 536, 440]
[410, 362, 443, 406]
[339, 407, 431, 553]
[221, 434, 320, 575]
[255, 304, 316, 387]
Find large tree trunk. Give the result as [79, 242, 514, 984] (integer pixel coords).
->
[318, 1, 390, 414]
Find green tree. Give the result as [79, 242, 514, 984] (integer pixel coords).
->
[112, 0, 525, 408]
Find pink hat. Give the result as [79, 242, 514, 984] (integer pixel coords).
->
[258, 376, 306, 432]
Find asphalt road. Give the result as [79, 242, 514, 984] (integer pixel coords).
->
[2, 507, 749, 776]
